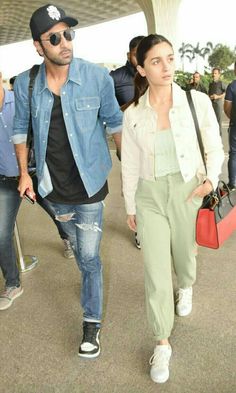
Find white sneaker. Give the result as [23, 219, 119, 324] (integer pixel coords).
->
[176, 287, 192, 316]
[0, 285, 23, 310]
[150, 344, 172, 383]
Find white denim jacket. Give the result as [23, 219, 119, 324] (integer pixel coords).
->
[121, 82, 224, 215]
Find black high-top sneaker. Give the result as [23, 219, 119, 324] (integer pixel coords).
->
[78, 321, 100, 359]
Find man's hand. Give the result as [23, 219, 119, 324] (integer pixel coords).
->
[127, 214, 137, 232]
[18, 173, 36, 200]
[210, 94, 217, 100]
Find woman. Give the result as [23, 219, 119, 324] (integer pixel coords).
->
[121, 35, 224, 383]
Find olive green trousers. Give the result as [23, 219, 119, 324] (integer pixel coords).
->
[135, 173, 202, 340]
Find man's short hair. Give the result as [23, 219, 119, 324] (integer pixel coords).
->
[212, 67, 221, 73]
[129, 35, 145, 52]
[9, 76, 16, 87]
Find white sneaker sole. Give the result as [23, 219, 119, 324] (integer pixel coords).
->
[176, 306, 192, 317]
[150, 374, 169, 384]
[78, 347, 100, 359]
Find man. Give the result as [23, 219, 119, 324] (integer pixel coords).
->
[110, 35, 144, 249]
[224, 61, 236, 190]
[9, 73, 74, 259]
[187, 71, 208, 94]
[0, 71, 24, 311]
[110, 35, 144, 106]
[208, 67, 226, 135]
[9, 76, 16, 91]
[13, 4, 122, 359]
[0, 66, 76, 312]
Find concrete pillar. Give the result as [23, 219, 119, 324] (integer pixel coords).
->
[136, 0, 182, 49]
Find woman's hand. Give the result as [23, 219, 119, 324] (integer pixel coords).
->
[127, 215, 137, 232]
[188, 179, 213, 201]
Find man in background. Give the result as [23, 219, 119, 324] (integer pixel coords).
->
[110, 35, 144, 106]
[187, 71, 208, 94]
[110, 35, 144, 249]
[209, 67, 226, 135]
[224, 61, 236, 190]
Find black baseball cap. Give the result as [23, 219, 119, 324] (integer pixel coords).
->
[30, 4, 78, 41]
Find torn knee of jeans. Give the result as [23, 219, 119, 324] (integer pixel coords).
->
[75, 222, 102, 232]
[55, 213, 75, 222]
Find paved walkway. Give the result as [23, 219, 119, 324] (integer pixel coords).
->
[0, 117, 235, 393]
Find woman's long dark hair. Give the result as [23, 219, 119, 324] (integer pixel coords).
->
[130, 34, 173, 107]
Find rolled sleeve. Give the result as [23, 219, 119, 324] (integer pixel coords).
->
[99, 69, 123, 133]
[12, 72, 30, 144]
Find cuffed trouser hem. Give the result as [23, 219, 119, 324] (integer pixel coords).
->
[153, 332, 171, 341]
[83, 318, 101, 324]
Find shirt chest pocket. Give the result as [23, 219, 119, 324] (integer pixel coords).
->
[75, 97, 100, 132]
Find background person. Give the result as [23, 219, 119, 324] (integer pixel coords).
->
[121, 34, 224, 384]
[110, 35, 144, 249]
[224, 61, 236, 190]
[13, 4, 122, 359]
[186, 71, 208, 94]
[0, 71, 23, 310]
[110, 35, 144, 106]
[209, 67, 226, 135]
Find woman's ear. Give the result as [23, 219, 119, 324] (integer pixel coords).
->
[137, 65, 146, 78]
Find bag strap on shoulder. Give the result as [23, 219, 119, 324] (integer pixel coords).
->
[26, 64, 40, 148]
[186, 90, 207, 173]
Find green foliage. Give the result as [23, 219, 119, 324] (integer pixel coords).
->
[174, 70, 191, 89]
[208, 45, 235, 71]
[175, 70, 235, 91]
[223, 69, 235, 84]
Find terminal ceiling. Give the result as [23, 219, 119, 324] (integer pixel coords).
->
[0, 0, 141, 46]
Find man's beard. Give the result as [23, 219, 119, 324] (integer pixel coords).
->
[41, 44, 73, 66]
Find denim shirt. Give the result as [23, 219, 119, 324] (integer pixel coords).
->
[12, 58, 123, 198]
[0, 89, 19, 177]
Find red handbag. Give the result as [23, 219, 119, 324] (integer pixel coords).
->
[186, 91, 236, 249]
[196, 182, 236, 248]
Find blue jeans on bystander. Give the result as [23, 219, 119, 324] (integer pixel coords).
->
[228, 126, 236, 187]
[0, 177, 21, 287]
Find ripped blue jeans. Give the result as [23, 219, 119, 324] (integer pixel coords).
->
[45, 200, 104, 324]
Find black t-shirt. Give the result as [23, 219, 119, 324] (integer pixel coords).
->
[208, 80, 226, 96]
[46, 94, 108, 204]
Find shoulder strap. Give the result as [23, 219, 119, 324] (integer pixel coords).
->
[186, 90, 207, 173]
[26, 64, 40, 147]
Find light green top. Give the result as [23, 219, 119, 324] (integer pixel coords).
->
[154, 129, 180, 177]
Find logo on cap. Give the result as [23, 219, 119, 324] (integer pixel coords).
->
[47, 5, 61, 20]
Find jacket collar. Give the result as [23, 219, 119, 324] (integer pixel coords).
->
[138, 82, 186, 110]
[37, 58, 81, 94]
